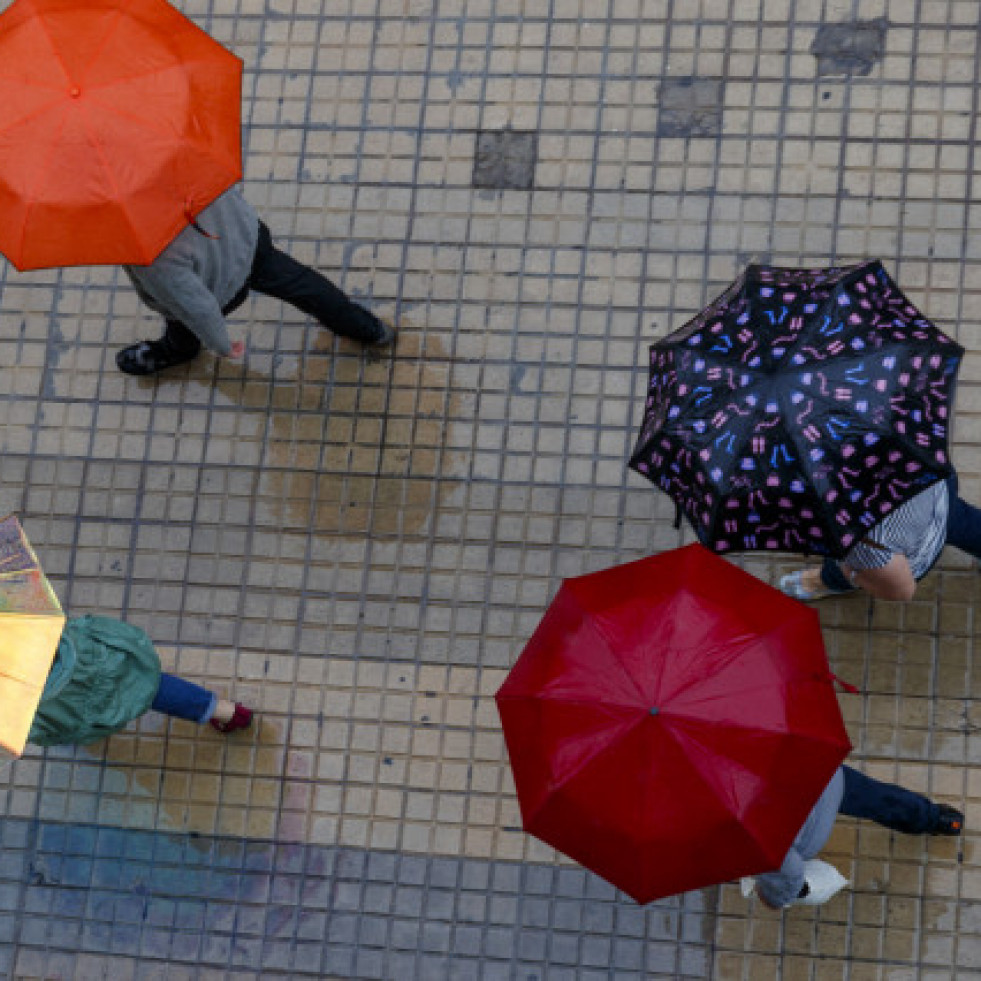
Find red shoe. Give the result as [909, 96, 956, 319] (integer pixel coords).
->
[210, 703, 253, 734]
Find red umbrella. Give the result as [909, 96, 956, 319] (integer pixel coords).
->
[495, 544, 852, 904]
[0, 0, 242, 270]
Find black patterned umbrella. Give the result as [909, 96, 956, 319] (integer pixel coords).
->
[629, 261, 964, 558]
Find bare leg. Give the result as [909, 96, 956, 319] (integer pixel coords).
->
[211, 699, 238, 725]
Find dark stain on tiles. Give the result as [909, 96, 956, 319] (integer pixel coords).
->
[657, 77, 724, 137]
[473, 129, 537, 191]
[810, 18, 888, 77]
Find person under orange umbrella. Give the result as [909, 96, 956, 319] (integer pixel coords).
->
[0, 0, 394, 374]
[0, 0, 243, 270]
[116, 186, 396, 375]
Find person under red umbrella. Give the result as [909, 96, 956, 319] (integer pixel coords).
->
[752, 764, 962, 909]
[116, 186, 395, 375]
[496, 544, 857, 905]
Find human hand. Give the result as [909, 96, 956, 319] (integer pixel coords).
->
[742, 877, 781, 910]
[228, 340, 245, 360]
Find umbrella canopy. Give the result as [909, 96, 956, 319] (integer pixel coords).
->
[496, 544, 852, 904]
[0, 0, 243, 270]
[0, 514, 65, 757]
[629, 261, 963, 558]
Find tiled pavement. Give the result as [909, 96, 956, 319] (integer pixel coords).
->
[3, 0, 981, 978]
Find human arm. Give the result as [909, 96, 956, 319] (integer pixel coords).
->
[125, 263, 232, 356]
[841, 553, 916, 602]
[754, 848, 807, 910]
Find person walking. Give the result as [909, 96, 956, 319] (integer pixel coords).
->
[780, 473, 981, 602]
[116, 187, 394, 375]
[751, 764, 962, 909]
[28, 615, 252, 746]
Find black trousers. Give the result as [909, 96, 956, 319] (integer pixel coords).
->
[167, 222, 370, 351]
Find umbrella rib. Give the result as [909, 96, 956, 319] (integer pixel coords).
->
[0, 94, 67, 137]
[81, 57, 219, 94]
[74, 102, 154, 259]
[585, 605, 674, 706]
[27, 1, 151, 96]
[24, 1, 72, 90]
[0, 73, 63, 94]
[650, 628, 763, 707]
[653, 718, 823, 870]
[76, 0, 137, 88]
[522, 711, 649, 827]
[523, 691, 650, 713]
[85, 78, 199, 144]
[14, 106, 71, 262]
[664, 702, 825, 741]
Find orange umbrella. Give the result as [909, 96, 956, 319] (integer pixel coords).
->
[0, 0, 243, 270]
[0, 515, 65, 758]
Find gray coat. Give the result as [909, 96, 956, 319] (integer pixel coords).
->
[755, 767, 844, 908]
[123, 188, 260, 355]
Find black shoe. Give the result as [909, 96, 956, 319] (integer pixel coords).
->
[332, 304, 396, 346]
[929, 804, 964, 836]
[116, 336, 201, 375]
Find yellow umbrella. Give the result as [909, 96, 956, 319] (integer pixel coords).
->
[0, 515, 65, 757]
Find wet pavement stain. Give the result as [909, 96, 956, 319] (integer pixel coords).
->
[810, 18, 888, 77]
[203, 326, 466, 540]
[76, 715, 286, 837]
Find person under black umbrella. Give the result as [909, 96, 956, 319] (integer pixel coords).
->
[780, 472, 981, 601]
[630, 262, 964, 563]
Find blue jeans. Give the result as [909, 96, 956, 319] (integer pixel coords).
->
[150, 673, 216, 724]
[821, 473, 981, 591]
[839, 765, 939, 834]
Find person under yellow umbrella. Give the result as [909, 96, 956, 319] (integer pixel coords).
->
[0, 516, 251, 758]
[28, 615, 252, 747]
[0, 517, 66, 757]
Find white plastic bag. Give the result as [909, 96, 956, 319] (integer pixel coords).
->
[795, 858, 849, 905]
[741, 858, 849, 906]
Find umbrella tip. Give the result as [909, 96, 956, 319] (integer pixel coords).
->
[649, 706, 659, 716]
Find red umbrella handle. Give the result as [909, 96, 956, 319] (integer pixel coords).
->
[825, 671, 859, 695]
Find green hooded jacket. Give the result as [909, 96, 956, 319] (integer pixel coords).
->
[28, 616, 162, 746]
